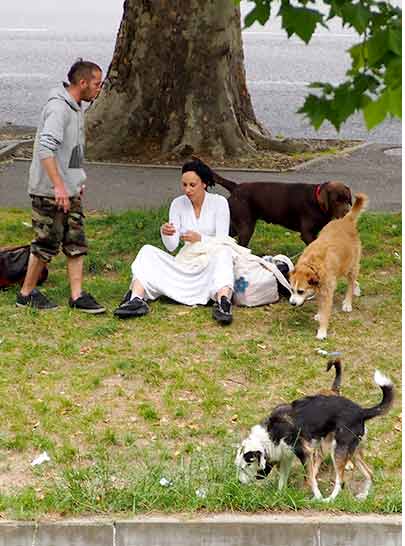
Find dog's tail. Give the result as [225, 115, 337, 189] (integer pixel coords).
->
[326, 359, 342, 394]
[191, 155, 237, 193]
[361, 370, 394, 421]
[346, 192, 368, 222]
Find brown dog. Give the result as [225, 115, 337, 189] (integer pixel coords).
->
[195, 159, 352, 246]
[289, 193, 368, 340]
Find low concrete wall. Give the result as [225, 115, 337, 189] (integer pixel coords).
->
[0, 514, 401, 546]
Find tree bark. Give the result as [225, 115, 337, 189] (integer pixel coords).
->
[86, 0, 269, 160]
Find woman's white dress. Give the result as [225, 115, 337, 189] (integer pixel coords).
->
[130, 192, 234, 305]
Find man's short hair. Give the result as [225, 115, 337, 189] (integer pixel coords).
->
[67, 59, 102, 84]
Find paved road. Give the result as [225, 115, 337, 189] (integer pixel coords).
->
[0, 143, 401, 212]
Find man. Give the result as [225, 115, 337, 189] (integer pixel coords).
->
[16, 59, 106, 313]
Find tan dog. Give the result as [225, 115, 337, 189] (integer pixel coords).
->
[289, 193, 368, 339]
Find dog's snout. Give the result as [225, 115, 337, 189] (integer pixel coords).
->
[289, 297, 297, 306]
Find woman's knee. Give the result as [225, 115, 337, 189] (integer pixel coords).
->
[131, 244, 156, 274]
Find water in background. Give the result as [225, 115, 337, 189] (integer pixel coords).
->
[0, 10, 401, 144]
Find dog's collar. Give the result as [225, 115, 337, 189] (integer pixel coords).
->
[314, 183, 328, 213]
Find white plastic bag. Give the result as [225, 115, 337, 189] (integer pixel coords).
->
[233, 254, 293, 307]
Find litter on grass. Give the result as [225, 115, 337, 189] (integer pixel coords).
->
[196, 488, 207, 499]
[31, 451, 51, 467]
[315, 348, 342, 357]
[159, 477, 173, 487]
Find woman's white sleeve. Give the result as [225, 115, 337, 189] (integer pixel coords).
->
[215, 197, 231, 237]
[161, 199, 181, 252]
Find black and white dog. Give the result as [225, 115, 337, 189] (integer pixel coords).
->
[235, 366, 394, 501]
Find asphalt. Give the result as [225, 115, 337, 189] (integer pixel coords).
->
[0, 143, 401, 212]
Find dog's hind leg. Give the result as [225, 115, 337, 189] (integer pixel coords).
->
[343, 252, 361, 311]
[353, 449, 373, 500]
[324, 443, 348, 502]
[342, 271, 357, 312]
[307, 450, 323, 500]
[316, 283, 335, 340]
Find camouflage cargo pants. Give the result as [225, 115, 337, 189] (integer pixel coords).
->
[30, 195, 88, 263]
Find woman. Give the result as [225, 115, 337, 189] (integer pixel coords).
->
[114, 159, 234, 324]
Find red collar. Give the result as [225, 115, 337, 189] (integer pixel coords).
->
[314, 183, 328, 213]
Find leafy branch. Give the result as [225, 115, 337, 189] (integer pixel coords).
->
[236, 0, 402, 130]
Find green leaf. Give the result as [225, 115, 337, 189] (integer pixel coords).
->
[308, 81, 335, 94]
[388, 28, 402, 55]
[388, 87, 402, 118]
[363, 92, 390, 129]
[384, 58, 402, 89]
[349, 42, 367, 71]
[340, 3, 371, 34]
[298, 95, 328, 129]
[333, 83, 359, 119]
[244, 2, 271, 28]
[366, 31, 390, 66]
[280, 5, 324, 44]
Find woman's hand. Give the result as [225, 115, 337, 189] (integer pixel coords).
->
[180, 230, 201, 243]
[161, 222, 176, 236]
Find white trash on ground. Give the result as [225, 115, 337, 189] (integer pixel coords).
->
[159, 477, 173, 487]
[31, 451, 51, 467]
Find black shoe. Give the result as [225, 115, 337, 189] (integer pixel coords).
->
[113, 294, 149, 319]
[118, 290, 131, 306]
[69, 292, 106, 314]
[213, 296, 233, 325]
[16, 288, 58, 310]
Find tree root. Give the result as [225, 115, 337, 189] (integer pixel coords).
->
[246, 124, 327, 153]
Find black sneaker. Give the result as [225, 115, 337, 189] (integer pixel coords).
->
[16, 288, 58, 310]
[113, 294, 149, 319]
[213, 296, 233, 325]
[69, 292, 106, 314]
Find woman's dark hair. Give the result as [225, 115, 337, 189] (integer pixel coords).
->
[67, 59, 102, 84]
[181, 159, 215, 189]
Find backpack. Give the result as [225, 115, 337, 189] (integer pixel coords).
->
[0, 245, 48, 289]
[233, 254, 293, 307]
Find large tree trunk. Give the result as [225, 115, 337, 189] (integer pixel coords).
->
[86, 0, 269, 160]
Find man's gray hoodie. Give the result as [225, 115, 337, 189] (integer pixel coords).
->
[28, 83, 87, 197]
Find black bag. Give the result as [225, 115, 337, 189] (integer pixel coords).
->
[0, 245, 48, 289]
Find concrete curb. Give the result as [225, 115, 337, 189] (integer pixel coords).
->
[0, 514, 401, 546]
[0, 139, 34, 160]
[292, 141, 370, 171]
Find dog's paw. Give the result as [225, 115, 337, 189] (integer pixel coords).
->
[354, 282, 361, 297]
[342, 300, 352, 312]
[323, 496, 334, 503]
[316, 328, 327, 340]
[314, 313, 320, 322]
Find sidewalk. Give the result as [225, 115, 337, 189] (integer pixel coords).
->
[0, 143, 401, 212]
[0, 514, 401, 546]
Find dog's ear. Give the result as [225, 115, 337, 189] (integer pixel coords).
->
[308, 276, 319, 287]
[345, 185, 352, 205]
[256, 450, 266, 470]
[318, 183, 329, 212]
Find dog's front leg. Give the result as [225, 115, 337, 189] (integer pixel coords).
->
[277, 454, 294, 491]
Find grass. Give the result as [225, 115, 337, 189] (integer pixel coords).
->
[0, 207, 401, 519]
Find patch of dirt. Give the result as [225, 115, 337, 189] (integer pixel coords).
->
[0, 450, 41, 493]
[0, 126, 362, 171]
